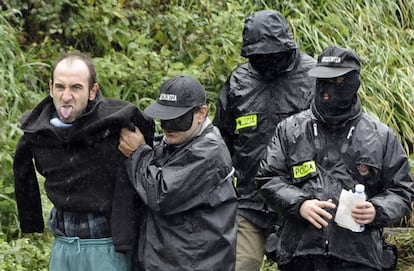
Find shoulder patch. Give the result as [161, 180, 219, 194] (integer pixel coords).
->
[235, 114, 257, 130]
[292, 160, 316, 178]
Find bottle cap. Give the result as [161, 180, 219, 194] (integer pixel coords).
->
[355, 184, 365, 193]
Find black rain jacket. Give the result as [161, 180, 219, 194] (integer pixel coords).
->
[126, 119, 237, 271]
[256, 103, 414, 269]
[213, 10, 316, 228]
[13, 92, 154, 253]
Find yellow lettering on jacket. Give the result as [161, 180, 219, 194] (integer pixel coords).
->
[292, 160, 316, 178]
[236, 114, 257, 130]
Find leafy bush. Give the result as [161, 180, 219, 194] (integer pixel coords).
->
[0, 10, 46, 240]
[0, 232, 51, 271]
[5, 0, 413, 149]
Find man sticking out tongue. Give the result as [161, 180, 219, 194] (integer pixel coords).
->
[13, 52, 155, 271]
[49, 56, 98, 123]
[60, 106, 73, 121]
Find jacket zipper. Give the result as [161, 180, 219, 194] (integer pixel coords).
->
[312, 121, 356, 255]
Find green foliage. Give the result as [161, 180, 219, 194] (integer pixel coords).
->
[288, 0, 414, 152]
[0, 232, 52, 271]
[5, 0, 413, 150]
[386, 229, 414, 271]
[0, 0, 413, 270]
[0, 11, 46, 241]
[261, 257, 279, 271]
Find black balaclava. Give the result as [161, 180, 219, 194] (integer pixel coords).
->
[249, 50, 295, 79]
[241, 10, 298, 80]
[314, 70, 361, 124]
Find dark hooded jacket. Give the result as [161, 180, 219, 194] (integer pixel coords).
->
[213, 10, 316, 228]
[126, 119, 237, 271]
[256, 100, 414, 269]
[13, 92, 154, 252]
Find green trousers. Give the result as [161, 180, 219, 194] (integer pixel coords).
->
[49, 236, 131, 271]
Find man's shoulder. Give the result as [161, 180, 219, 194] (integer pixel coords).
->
[287, 108, 312, 119]
[195, 123, 228, 148]
[96, 98, 140, 116]
[99, 97, 135, 108]
[20, 96, 54, 127]
[295, 51, 317, 71]
[229, 62, 252, 81]
[281, 109, 312, 128]
[88, 98, 146, 129]
[359, 112, 392, 134]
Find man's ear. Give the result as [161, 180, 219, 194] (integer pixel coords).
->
[49, 80, 53, 97]
[197, 105, 209, 122]
[89, 83, 99, 101]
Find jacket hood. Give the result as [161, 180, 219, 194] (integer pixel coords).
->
[241, 10, 297, 57]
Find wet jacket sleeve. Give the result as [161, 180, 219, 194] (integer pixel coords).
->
[256, 121, 311, 218]
[368, 129, 414, 227]
[213, 78, 235, 155]
[13, 135, 44, 233]
[111, 109, 153, 253]
[131, 111, 155, 148]
[111, 167, 140, 253]
[126, 141, 230, 215]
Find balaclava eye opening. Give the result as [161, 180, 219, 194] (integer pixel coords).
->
[249, 50, 295, 79]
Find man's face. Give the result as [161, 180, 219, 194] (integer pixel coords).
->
[317, 71, 360, 110]
[249, 51, 294, 78]
[162, 106, 207, 145]
[49, 58, 98, 123]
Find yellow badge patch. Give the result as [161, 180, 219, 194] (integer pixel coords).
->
[236, 114, 257, 130]
[292, 160, 316, 178]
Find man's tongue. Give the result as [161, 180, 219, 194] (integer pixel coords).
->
[60, 106, 73, 120]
